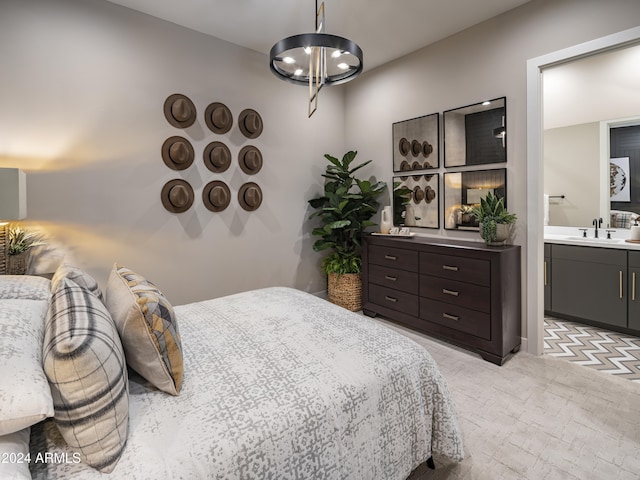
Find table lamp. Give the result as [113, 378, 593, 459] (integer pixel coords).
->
[0, 168, 27, 275]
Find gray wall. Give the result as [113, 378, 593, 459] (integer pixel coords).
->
[344, 0, 640, 340]
[0, 0, 347, 303]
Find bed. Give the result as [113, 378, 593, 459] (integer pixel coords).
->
[0, 269, 463, 479]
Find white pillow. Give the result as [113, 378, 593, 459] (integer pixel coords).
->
[0, 427, 32, 480]
[0, 275, 50, 301]
[0, 299, 54, 435]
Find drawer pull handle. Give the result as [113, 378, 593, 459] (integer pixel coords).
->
[442, 265, 459, 272]
[385, 296, 398, 303]
[384, 275, 398, 282]
[443, 313, 459, 321]
[633, 272, 636, 302]
[442, 289, 459, 297]
[384, 255, 398, 261]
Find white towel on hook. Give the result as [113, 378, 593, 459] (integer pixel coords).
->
[543, 194, 550, 226]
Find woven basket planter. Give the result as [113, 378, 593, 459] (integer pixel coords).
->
[8, 251, 29, 275]
[327, 272, 362, 312]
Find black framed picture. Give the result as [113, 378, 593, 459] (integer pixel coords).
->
[392, 113, 439, 172]
[393, 173, 439, 229]
[443, 168, 507, 230]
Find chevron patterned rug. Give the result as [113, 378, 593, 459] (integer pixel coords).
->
[544, 316, 640, 383]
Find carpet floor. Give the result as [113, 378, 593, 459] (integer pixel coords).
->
[371, 317, 640, 480]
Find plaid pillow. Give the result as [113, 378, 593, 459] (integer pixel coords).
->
[43, 277, 128, 473]
[611, 212, 632, 228]
[50, 263, 103, 300]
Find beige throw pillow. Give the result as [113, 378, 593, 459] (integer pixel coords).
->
[106, 264, 183, 395]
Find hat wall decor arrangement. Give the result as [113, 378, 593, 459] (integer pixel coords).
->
[203, 141, 231, 173]
[164, 94, 196, 128]
[205, 102, 233, 134]
[238, 146, 263, 175]
[203, 181, 231, 212]
[238, 109, 263, 139]
[392, 112, 439, 172]
[161, 179, 195, 213]
[238, 182, 262, 211]
[162, 136, 195, 170]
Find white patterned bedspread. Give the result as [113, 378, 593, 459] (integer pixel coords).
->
[30, 287, 463, 479]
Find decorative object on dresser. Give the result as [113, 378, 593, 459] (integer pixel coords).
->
[471, 191, 517, 246]
[362, 234, 521, 365]
[393, 113, 439, 172]
[308, 151, 386, 311]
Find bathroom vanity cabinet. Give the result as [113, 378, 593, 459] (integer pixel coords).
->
[362, 235, 521, 365]
[546, 243, 640, 333]
[544, 243, 551, 312]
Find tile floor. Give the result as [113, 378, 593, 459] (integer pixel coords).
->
[544, 315, 640, 383]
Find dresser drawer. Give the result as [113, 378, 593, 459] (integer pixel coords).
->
[420, 275, 490, 313]
[420, 298, 491, 340]
[369, 264, 419, 295]
[369, 245, 419, 272]
[420, 252, 490, 286]
[369, 284, 419, 317]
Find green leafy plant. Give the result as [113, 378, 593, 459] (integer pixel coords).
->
[393, 181, 413, 225]
[470, 192, 517, 243]
[308, 151, 386, 274]
[7, 225, 45, 256]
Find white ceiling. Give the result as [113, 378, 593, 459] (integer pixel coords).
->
[105, 0, 532, 71]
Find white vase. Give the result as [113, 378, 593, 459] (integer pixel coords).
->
[380, 206, 393, 234]
[480, 222, 511, 246]
[404, 205, 416, 226]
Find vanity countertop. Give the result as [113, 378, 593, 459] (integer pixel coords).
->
[544, 233, 640, 250]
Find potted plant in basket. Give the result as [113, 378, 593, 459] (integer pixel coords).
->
[7, 225, 45, 275]
[308, 151, 386, 311]
[471, 192, 517, 246]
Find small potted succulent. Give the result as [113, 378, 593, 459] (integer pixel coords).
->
[471, 192, 517, 246]
[7, 225, 45, 275]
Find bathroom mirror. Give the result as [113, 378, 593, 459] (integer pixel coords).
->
[443, 168, 507, 230]
[543, 43, 640, 228]
[443, 97, 506, 167]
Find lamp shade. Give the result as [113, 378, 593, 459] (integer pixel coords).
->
[0, 168, 27, 220]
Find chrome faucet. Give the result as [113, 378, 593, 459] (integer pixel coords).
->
[593, 217, 603, 238]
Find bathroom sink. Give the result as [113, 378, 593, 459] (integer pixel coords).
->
[565, 236, 624, 244]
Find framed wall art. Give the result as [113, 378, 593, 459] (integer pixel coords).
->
[443, 168, 507, 230]
[393, 173, 439, 229]
[392, 113, 439, 172]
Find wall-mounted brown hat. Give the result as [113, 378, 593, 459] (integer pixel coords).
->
[161, 179, 194, 213]
[238, 182, 262, 211]
[399, 138, 410, 156]
[411, 161, 421, 170]
[422, 141, 433, 157]
[411, 139, 421, 157]
[164, 94, 196, 128]
[238, 146, 263, 175]
[425, 186, 436, 203]
[162, 136, 194, 170]
[238, 109, 263, 139]
[203, 181, 231, 212]
[205, 102, 233, 134]
[203, 141, 231, 173]
[400, 160, 411, 171]
[413, 185, 425, 203]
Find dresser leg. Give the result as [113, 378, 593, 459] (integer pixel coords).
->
[479, 351, 506, 366]
[362, 309, 378, 318]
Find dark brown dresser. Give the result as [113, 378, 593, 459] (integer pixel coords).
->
[362, 234, 521, 365]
